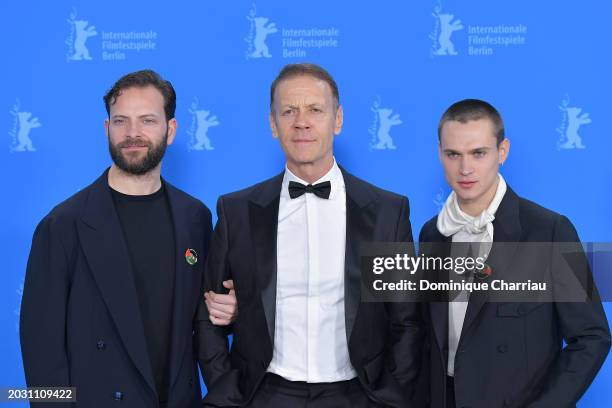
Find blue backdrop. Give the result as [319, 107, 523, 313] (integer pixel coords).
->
[2, 0, 610, 405]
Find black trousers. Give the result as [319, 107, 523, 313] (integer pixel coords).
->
[246, 373, 384, 408]
[446, 376, 456, 408]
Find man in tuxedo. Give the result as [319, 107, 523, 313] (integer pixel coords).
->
[20, 70, 235, 408]
[197, 63, 424, 407]
[419, 99, 610, 407]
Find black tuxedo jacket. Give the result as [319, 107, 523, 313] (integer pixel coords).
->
[419, 186, 610, 408]
[197, 167, 424, 407]
[20, 170, 212, 408]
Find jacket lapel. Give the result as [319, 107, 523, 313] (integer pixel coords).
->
[422, 222, 451, 359]
[460, 187, 522, 338]
[77, 170, 156, 394]
[247, 168, 385, 347]
[341, 168, 379, 342]
[165, 181, 200, 391]
[249, 173, 284, 346]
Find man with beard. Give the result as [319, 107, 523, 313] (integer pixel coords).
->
[20, 70, 236, 408]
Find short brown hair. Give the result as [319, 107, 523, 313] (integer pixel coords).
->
[270, 63, 340, 111]
[103, 69, 176, 121]
[438, 99, 505, 146]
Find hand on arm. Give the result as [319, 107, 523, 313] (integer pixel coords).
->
[205, 279, 238, 326]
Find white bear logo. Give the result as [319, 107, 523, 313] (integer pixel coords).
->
[66, 10, 97, 61]
[557, 96, 591, 150]
[435, 13, 463, 55]
[434, 188, 447, 212]
[187, 98, 220, 151]
[246, 4, 277, 59]
[560, 107, 591, 149]
[370, 98, 402, 150]
[430, 2, 463, 57]
[9, 101, 42, 152]
[71, 20, 97, 60]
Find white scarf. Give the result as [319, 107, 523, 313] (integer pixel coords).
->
[437, 174, 507, 242]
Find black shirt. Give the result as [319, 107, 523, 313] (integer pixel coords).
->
[111, 184, 175, 403]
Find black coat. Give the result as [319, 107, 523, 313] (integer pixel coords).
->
[20, 170, 212, 408]
[196, 167, 425, 407]
[419, 186, 611, 408]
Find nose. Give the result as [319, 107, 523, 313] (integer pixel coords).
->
[125, 120, 143, 138]
[293, 110, 310, 130]
[459, 156, 473, 176]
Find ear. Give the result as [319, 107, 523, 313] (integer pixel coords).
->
[104, 118, 110, 137]
[166, 118, 177, 145]
[269, 111, 279, 139]
[334, 104, 344, 135]
[498, 138, 510, 164]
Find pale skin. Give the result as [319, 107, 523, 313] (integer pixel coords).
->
[206, 75, 343, 324]
[104, 84, 237, 325]
[205, 281, 237, 325]
[439, 118, 510, 216]
[269, 74, 344, 184]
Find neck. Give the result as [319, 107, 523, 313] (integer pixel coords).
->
[457, 176, 499, 217]
[287, 156, 334, 184]
[108, 164, 162, 195]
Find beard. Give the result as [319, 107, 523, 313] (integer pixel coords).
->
[108, 131, 168, 175]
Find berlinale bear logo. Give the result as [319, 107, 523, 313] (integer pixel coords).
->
[245, 4, 278, 59]
[66, 9, 97, 61]
[187, 97, 220, 151]
[430, 1, 464, 57]
[369, 97, 403, 150]
[557, 95, 591, 150]
[9, 99, 42, 153]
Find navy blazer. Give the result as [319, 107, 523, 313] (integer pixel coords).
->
[196, 167, 425, 407]
[20, 170, 212, 408]
[419, 186, 610, 408]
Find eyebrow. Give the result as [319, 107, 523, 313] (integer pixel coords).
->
[111, 113, 160, 119]
[443, 146, 491, 154]
[280, 102, 324, 109]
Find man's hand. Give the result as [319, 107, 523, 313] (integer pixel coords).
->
[205, 280, 237, 326]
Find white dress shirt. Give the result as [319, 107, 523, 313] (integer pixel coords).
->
[437, 174, 507, 376]
[267, 159, 358, 382]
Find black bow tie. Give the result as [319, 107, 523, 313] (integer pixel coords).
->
[288, 181, 331, 199]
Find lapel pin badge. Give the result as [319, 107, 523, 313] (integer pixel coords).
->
[185, 248, 198, 266]
[474, 263, 493, 279]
